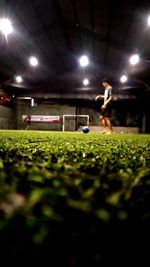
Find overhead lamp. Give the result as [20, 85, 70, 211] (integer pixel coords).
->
[83, 78, 89, 86]
[120, 74, 128, 83]
[29, 56, 38, 66]
[15, 75, 23, 83]
[79, 55, 89, 67]
[0, 18, 13, 36]
[129, 54, 140, 65]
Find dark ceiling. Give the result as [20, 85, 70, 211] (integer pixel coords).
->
[1, 0, 150, 97]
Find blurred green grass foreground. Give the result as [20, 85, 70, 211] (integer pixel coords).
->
[0, 130, 150, 265]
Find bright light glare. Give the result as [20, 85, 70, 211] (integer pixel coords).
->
[147, 15, 150, 26]
[120, 75, 128, 83]
[83, 78, 89, 86]
[0, 18, 13, 36]
[29, 56, 38, 66]
[31, 98, 34, 107]
[15, 75, 23, 83]
[129, 54, 140, 65]
[79, 55, 89, 67]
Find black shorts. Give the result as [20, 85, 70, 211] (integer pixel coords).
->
[27, 121, 31, 125]
[100, 103, 111, 118]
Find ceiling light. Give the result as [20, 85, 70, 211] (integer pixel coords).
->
[83, 78, 89, 86]
[15, 75, 23, 83]
[120, 75, 128, 83]
[29, 56, 38, 66]
[0, 18, 13, 36]
[79, 55, 89, 67]
[129, 54, 140, 65]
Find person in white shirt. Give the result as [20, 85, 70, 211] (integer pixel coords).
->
[95, 78, 112, 134]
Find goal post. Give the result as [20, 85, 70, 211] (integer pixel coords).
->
[62, 114, 89, 132]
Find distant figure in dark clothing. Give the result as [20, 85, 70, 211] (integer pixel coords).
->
[24, 115, 31, 130]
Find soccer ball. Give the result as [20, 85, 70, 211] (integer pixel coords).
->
[82, 126, 89, 133]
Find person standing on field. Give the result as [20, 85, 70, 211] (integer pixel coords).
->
[24, 114, 32, 130]
[95, 78, 112, 134]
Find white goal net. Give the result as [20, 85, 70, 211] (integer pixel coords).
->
[62, 114, 89, 131]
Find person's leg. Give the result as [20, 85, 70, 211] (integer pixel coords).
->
[100, 115, 107, 133]
[26, 123, 31, 130]
[105, 117, 112, 133]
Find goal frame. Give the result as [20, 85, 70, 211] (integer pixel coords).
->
[62, 114, 89, 132]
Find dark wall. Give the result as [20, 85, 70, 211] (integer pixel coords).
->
[0, 105, 16, 129]
[142, 91, 150, 133]
[110, 100, 139, 127]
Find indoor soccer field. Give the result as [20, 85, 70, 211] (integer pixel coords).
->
[0, 130, 150, 264]
[1, 0, 150, 265]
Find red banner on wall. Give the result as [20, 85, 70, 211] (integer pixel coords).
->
[22, 115, 60, 123]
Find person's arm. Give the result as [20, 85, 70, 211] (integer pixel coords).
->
[95, 94, 104, 101]
[104, 95, 112, 105]
[101, 95, 112, 109]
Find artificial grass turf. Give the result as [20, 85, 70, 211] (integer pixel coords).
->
[0, 130, 150, 265]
